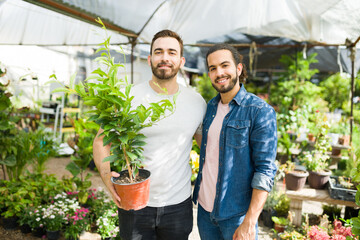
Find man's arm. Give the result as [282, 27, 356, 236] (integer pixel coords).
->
[232, 189, 268, 240]
[93, 128, 121, 208]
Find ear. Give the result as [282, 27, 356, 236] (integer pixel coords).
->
[180, 56, 186, 68]
[147, 55, 151, 66]
[236, 63, 243, 76]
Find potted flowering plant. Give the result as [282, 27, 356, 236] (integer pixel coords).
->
[53, 18, 176, 210]
[18, 206, 36, 233]
[271, 216, 289, 233]
[29, 205, 46, 238]
[96, 207, 120, 239]
[300, 111, 332, 189]
[43, 192, 83, 239]
[43, 204, 67, 239]
[64, 207, 90, 240]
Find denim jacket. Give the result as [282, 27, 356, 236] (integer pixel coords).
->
[193, 84, 278, 221]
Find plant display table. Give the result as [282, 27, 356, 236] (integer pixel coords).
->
[286, 185, 358, 226]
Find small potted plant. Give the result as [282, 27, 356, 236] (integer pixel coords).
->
[271, 216, 289, 233]
[53, 18, 176, 210]
[300, 111, 332, 189]
[96, 207, 119, 239]
[43, 204, 67, 240]
[64, 207, 90, 240]
[280, 161, 308, 191]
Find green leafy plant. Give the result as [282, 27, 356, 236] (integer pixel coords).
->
[5, 130, 38, 180]
[270, 52, 325, 112]
[194, 73, 217, 103]
[300, 111, 332, 172]
[274, 193, 290, 217]
[52, 18, 176, 182]
[66, 118, 99, 204]
[320, 72, 351, 112]
[64, 207, 90, 239]
[272, 216, 289, 225]
[0, 177, 38, 218]
[96, 207, 120, 239]
[32, 127, 58, 173]
[19, 206, 37, 228]
[277, 131, 296, 162]
[0, 81, 19, 180]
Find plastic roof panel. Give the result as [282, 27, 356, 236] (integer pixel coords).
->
[0, 0, 359, 46]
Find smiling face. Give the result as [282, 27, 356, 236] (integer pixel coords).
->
[148, 37, 185, 81]
[207, 49, 242, 95]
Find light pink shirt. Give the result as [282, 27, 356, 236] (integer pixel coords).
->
[198, 101, 230, 212]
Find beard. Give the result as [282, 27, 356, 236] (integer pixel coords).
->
[212, 74, 238, 93]
[151, 61, 181, 80]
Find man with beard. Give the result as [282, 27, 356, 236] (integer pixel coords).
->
[192, 44, 277, 240]
[93, 30, 206, 240]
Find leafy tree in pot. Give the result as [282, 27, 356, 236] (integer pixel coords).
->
[52, 18, 176, 183]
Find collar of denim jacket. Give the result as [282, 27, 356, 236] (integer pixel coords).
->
[231, 83, 247, 105]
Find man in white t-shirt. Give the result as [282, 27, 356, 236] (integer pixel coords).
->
[93, 30, 206, 240]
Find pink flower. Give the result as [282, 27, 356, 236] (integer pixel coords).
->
[331, 235, 346, 240]
[331, 220, 354, 237]
[307, 226, 330, 240]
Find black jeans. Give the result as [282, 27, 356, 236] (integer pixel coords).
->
[118, 196, 193, 240]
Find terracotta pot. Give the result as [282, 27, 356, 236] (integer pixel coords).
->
[111, 169, 151, 211]
[285, 170, 309, 191]
[307, 133, 315, 142]
[331, 148, 342, 157]
[308, 170, 331, 189]
[338, 135, 350, 145]
[274, 223, 286, 233]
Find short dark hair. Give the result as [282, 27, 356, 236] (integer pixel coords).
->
[206, 43, 247, 83]
[150, 30, 184, 57]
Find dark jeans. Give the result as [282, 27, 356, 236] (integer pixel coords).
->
[118, 197, 193, 240]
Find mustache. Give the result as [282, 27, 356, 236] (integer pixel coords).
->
[156, 61, 173, 68]
[215, 75, 230, 82]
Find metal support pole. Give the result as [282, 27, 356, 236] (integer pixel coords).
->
[130, 38, 136, 84]
[349, 47, 356, 144]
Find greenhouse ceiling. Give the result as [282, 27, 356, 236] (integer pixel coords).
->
[0, 0, 359, 46]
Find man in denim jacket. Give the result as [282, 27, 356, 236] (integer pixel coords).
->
[193, 44, 277, 240]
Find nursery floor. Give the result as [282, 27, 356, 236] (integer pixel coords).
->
[0, 156, 329, 239]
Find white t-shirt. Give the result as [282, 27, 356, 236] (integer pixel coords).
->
[198, 101, 230, 212]
[130, 81, 206, 207]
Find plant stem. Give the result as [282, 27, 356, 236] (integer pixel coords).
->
[122, 145, 133, 183]
[1, 164, 6, 180]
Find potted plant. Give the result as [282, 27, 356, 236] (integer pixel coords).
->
[64, 207, 90, 240]
[0, 80, 19, 180]
[322, 205, 341, 222]
[96, 207, 119, 239]
[280, 161, 308, 191]
[277, 130, 296, 164]
[43, 203, 67, 240]
[300, 111, 332, 189]
[52, 19, 176, 210]
[271, 216, 289, 233]
[66, 119, 99, 205]
[18, 206, 34, 233]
